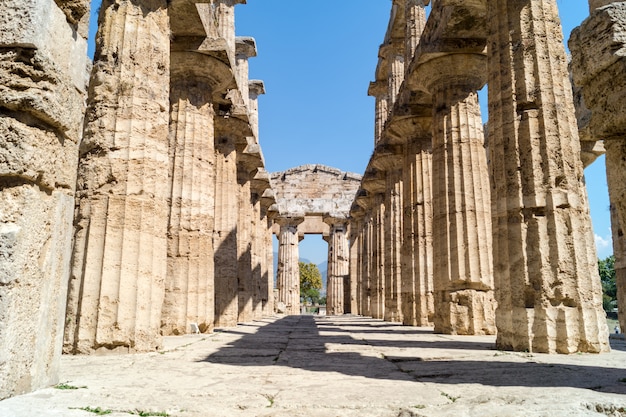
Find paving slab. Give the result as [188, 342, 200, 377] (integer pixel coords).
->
[0, 315, 625, 417]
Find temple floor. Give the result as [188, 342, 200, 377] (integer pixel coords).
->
[1, 315, 625, 417]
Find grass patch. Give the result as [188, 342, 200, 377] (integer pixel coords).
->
[413, 404, 426, 409]
[441, 392, 459, 403]
[73, 406, 112, 415]
[55, 382, 86, 390]
[262, 393, 276, 408]
[127, 410, 169, 416]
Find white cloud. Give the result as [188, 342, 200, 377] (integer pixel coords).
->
[595, 233, 611, 250]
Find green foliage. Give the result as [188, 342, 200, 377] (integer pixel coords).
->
[599, 255, 617, 312]
[75, 407, 112, 415]
[299, 261, 323, 304]
[54, 382, 86, 390]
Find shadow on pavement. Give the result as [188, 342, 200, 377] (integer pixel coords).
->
[201, 315, 626, 394]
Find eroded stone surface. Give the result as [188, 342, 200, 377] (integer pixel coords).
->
[0, 0, 88, 400]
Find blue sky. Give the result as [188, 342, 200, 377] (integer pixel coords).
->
[87, 0, 612, 265]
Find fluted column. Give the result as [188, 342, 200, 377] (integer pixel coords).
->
[276, 216, 304, 315]
[0, 0, 88, 398]
[214, 134, 240, 327]
[423, 55, 496, 335]
[237, 167, 254, 323]
[369, 82, 389, 146]
[362, 213, 374, 317]
[610, 204, 626, 334]
[373, 150, 404, 323]
[262, 202, 277, 316]
[489, 0, 609, 353]
[324, 216, 350, 315]
[371, 194, 386, 319]
[402, 134, 434, 326]
[65, 0, 170, 353]
[162, 77, 216, 336]
[405, 0, 427, 65]
[382, 43, 405, 108]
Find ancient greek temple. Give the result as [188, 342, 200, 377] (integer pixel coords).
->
[1, 0, 626, 401]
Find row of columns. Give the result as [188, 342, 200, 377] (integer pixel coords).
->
[63, 0, 277, 354]
[274, 215, 351, 316]
[350, 0, 609, 353]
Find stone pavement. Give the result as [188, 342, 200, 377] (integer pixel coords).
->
[1, 315, 626, 417]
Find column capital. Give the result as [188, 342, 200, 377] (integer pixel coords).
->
[323, 214, 349, 229]
[249, 80, 266, 96]
[368, 80, 388, 98]
[236, 36, 257, 58]
[413, 53, 487, 95]
[274, 215, 305, 228]
[371, 144, 404, 172]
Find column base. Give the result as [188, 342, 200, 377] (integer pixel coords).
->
[496, 306, 610, 354]
[434, 289, 496, 335]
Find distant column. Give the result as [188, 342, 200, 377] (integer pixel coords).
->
[276, 216, 304, 315]
[611, 205, 626, 335]
[324, 216, 350, 315]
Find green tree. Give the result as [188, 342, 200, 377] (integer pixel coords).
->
[299, 261, 323, 305]
[598, 255, 616, 312]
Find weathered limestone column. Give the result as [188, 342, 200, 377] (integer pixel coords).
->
[362, 172, 386, 319]
[354, 191, 373, 317]
[371, 195, 386, 319]
[402, 133, 434, 326]
[373, 148, 404, 323]
[214, 131, 240, 327]
[262, 194, 277, 316]
[571, 3, 626, 253]
[383, 43, 405, 108]
[405, 0, 428, 65]
[348, 211, 363, 314]
[490, 0, 609, 353]
[276, 216, 304, 315]
[324, 216, 350, 315]
[611, 204, 626, 334]
[368, 82, 389, 145]
[65, 0, 170, 354]
[162, 75, 217, 336]
[250, 170, 270, 319]
[237, 167, 254, 323]
[422, 55, 496, 335]
[0, 0, 88, 398]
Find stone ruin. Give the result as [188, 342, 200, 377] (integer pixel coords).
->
[0, 0, 625, 402]
[270, 165, 361, 315]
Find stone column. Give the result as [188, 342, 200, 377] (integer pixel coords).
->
[402, 134, 434, 326]
[405, 0, 427, 65]
[362, 172, 386, 320]
[237, 167, 254, 323]
[373, 149, 404, 323]
[214, 131, 240, 327]
[0, 0, 88, 398]
[489, 0, 609, 353]
[262, 194, 277, 316]
[382, 43, 405, 108]
[235, 37, 256, 108]
[422, 55, 496, 335]
[368, 81, 389, 146]
[276, 216, 304, 315]
[348, 213, 363, 315]
[324, 216, 350, 315]
[65, 0, 170, 354]
[371, 195, 386, 319]
[162, 75, 217, 336]
[611, 204, 626, 334]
